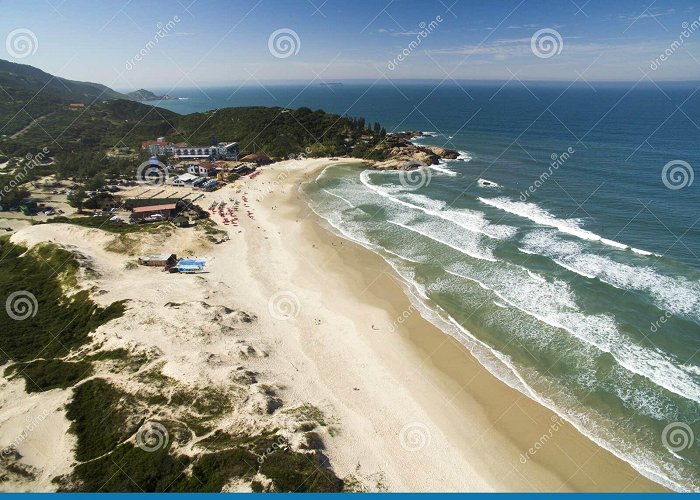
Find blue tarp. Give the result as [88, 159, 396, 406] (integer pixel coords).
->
[173, 258, 207, 273]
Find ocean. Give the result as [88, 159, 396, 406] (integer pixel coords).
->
[155, 82, 700, 491]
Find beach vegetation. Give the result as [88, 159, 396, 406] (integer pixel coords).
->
[45, 216, 165, 234]
[64, 376, 344, 492]
[66, 378, 139, 462]
[68, 442, 190, 492]
[0, 239, 126, 367]
[5, 359, 93, 392]
[258, 450, 343, 492]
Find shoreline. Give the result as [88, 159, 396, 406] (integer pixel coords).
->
[261, 159, 665, 491]
[0, 158, 667, 491]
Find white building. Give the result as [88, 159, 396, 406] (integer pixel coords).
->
[187, 164, 216, 176]
[171, 142, 239, 160]
[144, 140, 239, 160]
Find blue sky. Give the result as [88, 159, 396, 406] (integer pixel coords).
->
[1, 0, 698, 88]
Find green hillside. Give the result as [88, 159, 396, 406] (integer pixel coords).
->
[0, 59, 128, 137]
[0, 60, 387, 193]
[168, 106, 385, 158]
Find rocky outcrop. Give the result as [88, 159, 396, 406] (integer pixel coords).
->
[424, 146, 459, 159]
[372, 158, 426, 171]
[370, 131, 459, 170]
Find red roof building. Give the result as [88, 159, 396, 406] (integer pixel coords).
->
[131, 203, 177, 221]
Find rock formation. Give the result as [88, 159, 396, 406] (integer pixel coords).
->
[370, 131, 459, 170]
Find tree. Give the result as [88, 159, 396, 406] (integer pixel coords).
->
[85, 173, 107, 192]
[68, 188, 87, 212]
[0, 186, 30, 210]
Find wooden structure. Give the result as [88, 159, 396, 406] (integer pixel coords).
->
[138, 254, 178, 270]
[130, 203, 177, 221]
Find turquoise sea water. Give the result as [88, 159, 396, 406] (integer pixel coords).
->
[156, 82, 700, 491]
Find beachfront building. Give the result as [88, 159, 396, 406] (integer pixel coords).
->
[130, 203, 177, 222]
[172, 173, 199, 186]
[240, 153, 271, 165]
[172, 142, 239, 160]
[187, 162, 216, 176]
[142, 138, 178, 155]
[142, 138, 239, 160]
[138, 254, 178, 270]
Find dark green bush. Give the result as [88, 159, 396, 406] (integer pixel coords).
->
[6, 359, 92, 392]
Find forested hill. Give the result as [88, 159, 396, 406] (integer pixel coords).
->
[167, 106, 386, 158]
[0, 59, 125, 103]
[0, 60, 387, 162]
[0, 59, 128, 138]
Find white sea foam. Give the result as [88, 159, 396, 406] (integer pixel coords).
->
[314, 165, 334, 183]
[429, 163, 459, 176]
[305, 185, 692, 491]
[307, 203, 372, 249]
[360, 170, 516, 240]
[445, 262, 700, 404]
[327, 176, 700, 402]
[388, 220, 496, 262]
[478, 196, 657, 255]
[632, 247, 659, 256]
[456, 150, 472, 161]
[527, 270, 546, 283]
[322, 188, 355, 208]
[521, 230, 700, 320]
[477, 178, 499, 188]
[408, 264, 691, 491]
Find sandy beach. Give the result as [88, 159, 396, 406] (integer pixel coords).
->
[0, 158, 665, 492]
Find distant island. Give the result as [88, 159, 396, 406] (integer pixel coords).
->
[126, 89, 181, 101]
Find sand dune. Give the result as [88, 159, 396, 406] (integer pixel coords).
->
[0, 158, 663, 492]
